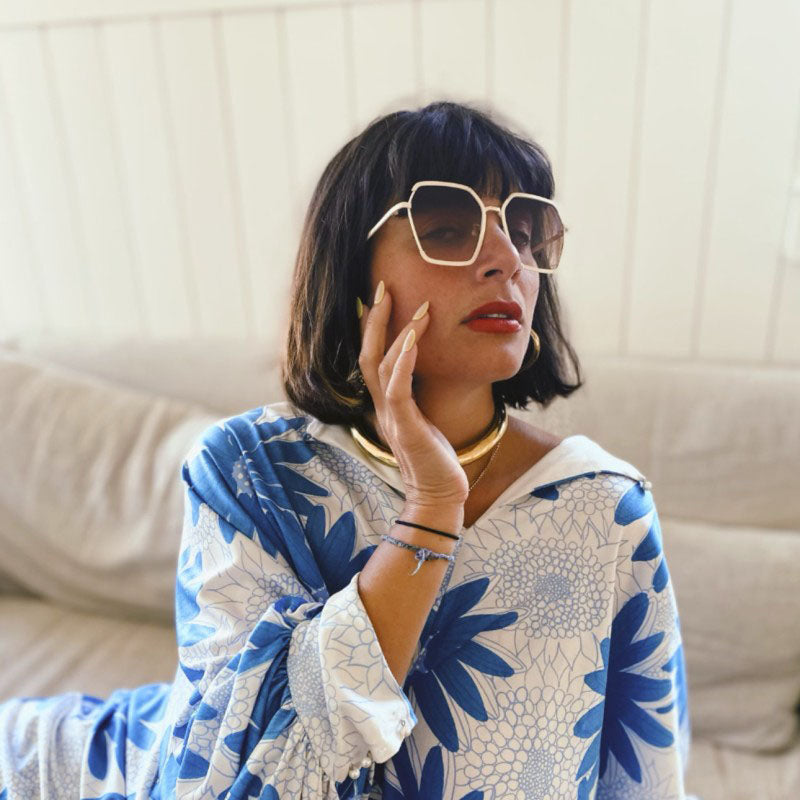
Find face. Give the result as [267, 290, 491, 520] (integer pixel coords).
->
[367, 186, 541, 387]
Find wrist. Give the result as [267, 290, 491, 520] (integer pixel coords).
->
[400, 500, 465, 533]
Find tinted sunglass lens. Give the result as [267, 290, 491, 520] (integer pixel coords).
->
[409, 185, 482, 263]
[505, 196, 565, 271]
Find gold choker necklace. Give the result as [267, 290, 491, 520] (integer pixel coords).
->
[349, 404, 508, 467]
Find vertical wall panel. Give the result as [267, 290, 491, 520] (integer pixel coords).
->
[284, 5, 353, 199]
[222, 11, 295, 350]
[0, 53, 46, 334]
[493, 0, 563, 183]
[558, 0, 642, 356]
[48, 24, 145, 339]
[350, 1, 418, 133]
[627, 0, 727, 357]
[0, 29, 94, 334]
[103, 19, 195, 339]
[419, 0, 488, 105]
[0, 0, 797, 366]
[159, 15, 251, 340]
[698, 0, 800, 360]
[772, 125, 800, 361]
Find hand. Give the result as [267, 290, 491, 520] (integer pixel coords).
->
[357, 282, 469, 507]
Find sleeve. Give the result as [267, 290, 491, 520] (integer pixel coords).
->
[592, 479, 694, 800]
[158, 422, 418, 800]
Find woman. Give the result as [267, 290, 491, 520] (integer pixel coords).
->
[0, 101, 692, 799]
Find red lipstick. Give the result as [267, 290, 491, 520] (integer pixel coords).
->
[462, 300, 523, 333]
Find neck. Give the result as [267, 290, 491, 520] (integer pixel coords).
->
[362, 381, 502, 486]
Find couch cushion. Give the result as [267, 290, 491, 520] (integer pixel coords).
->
[0, 335, 284, 416]
[665, 515, 800, 752]
[685, 736, 800, 800]
[549, 355, 800, 530]
[0, 596, 177, 701]
[0, 347, 217, 622]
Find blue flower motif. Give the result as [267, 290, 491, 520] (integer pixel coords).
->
[616, 482, 669, 593]
[379, 742, 483, 800]
[184, 409, 323, 557]
[175, 547, 215, 652]
[407, 578, 517, 752]
[573, 592, 676, 798]
[661, 637, 690, 730]
[304, 504, 376, 594]
[86, 684, 169, 781]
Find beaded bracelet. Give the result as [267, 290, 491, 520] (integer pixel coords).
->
[380, 534, 456, 575]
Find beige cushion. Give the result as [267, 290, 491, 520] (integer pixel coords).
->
[0, 347, 217, 623]
[0, 597, 177, 701]
[685, 736, 800, 800]
[665, 516, 800, 751]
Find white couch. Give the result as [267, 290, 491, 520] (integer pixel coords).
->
[1, 335, 799, 800]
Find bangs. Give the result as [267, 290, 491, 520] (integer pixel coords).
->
[382, 106, 555, 204]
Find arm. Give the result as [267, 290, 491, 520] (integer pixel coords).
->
[162, 419, 421, 798]
[575, 480, 692, 799]
[357, 500, 464, 687]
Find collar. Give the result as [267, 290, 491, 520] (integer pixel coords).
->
[277, 402, 648, 506]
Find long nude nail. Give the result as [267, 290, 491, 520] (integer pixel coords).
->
[411, 300, 429, 320]
[356, 297, 363, 319]
[374, 280, 385, 305]
[402, 329, 416, 352]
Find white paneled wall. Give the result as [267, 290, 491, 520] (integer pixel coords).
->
[0, 0, 798, 364]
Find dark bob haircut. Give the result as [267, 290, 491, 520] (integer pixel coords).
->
[281, 100, 583, 426]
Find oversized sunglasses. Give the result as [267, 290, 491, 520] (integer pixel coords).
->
[366, 180, 567, 272]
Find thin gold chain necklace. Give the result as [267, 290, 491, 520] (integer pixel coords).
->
[468, 438, 502, 492]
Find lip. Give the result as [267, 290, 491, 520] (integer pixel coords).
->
[462, 300, 523, 323]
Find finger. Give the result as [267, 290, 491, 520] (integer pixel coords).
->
[384, 323, 428, 435]
[357, 283, 392, 408]
[377, 306, 430, 396]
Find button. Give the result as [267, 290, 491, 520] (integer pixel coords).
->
[348, 766, 361, 779]
[360, 756, 372, 768]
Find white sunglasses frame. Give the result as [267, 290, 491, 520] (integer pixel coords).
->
[366, 180, 567, 272]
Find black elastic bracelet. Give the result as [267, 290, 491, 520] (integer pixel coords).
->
[395, 519, 461, 541]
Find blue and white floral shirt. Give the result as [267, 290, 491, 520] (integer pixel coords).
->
[0, 400, 693, 800]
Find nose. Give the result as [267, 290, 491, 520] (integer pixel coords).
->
[473, 208, 521, 280]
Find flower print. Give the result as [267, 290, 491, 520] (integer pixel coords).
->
[661, 639, 690, 732]
[406, 577, 517, 752]
[303, 504, 376, 594]
[573, 593, 676, 799]
[381, 741, 483, 800]
[185, 502, 220, 553]
[184, 408, 324, 559]
[458, 685, 584, 800]
[484, 538, 611, 638]
[616, 482, 669, 593]
[176, 547, 216, 649]
[86, 684, 169, 782]
[232, 455, 254, 498]
[546, 475, 621, 516]
[301, 437, 399, 516]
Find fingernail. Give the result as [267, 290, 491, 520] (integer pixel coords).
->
[356, 297, 363, 319]
[374, 280, 385, 305]
[411, 300, 429, 320]
[402, 329, 416, 352]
